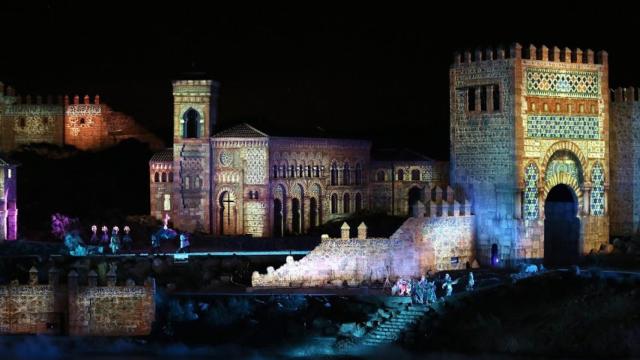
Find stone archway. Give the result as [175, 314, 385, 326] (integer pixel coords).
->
[408, 186, 422, 216]
[544, 184, 580, 266]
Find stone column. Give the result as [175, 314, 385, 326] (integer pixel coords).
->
[583, 185, 591, 216]
[303, 196, 311, 233]
[286, 197, 293, 234]
[538, 187, 545, 219]
[487, 85, 494, 112]
[474, 86, 481, 112]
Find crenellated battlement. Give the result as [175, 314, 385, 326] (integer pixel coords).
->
[453, 43, 607, 66]
[611, 87, 640, 103]
[64, 94, 102, 105]
[0, 81, 65, 105]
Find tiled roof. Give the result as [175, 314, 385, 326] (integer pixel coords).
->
[150, 148, 173, 162]
[212, 123, 268, 138]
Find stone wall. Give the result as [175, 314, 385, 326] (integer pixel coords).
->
[0, 267, 155, 336]
[0, 268, 64, 334]
[610, 88, 640, 237]
[251, 210, 475, 288]
[0, 83, 164, 152]
[67, 272, 155, 336]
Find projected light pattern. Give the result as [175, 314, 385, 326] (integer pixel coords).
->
[525, 163, 539, 220]
[591, 162, 605, 216]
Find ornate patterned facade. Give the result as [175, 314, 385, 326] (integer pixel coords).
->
[0, 82, 164, 152]
[451, 44, 611, 265]
[150, 81, 446, 236]
[0, 156, 17, 241]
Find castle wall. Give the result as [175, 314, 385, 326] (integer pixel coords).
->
[251, 203, 474, 288]
[67, 274, 155, 336]
[0, 83, 164, 152]
[449, 47, 519, 264]
[610, 88, 640, 237]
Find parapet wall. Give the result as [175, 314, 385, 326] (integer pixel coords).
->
[453, 43, 607, 66]
[0, 267, 155, 336]
[251, 213, 476, 288]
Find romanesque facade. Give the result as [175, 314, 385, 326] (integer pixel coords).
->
[150, 80, 444, 236]
[0, 156, 17, 241]
[0, 82, 164, 152]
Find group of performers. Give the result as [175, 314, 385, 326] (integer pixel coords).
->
[390, 272, 475, 304]
[88, 225, 133, 254]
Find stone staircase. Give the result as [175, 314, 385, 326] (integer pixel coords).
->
[361, 303, 430, 346]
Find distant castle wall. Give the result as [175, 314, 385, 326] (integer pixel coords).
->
[0, 267, 155, 336]
[0, 83, 164, 152]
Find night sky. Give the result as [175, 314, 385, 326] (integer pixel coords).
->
[0, 3, 637, 160]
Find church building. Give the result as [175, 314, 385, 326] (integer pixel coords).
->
[149, 80, 447, 236]
[0, 156, 17, 241]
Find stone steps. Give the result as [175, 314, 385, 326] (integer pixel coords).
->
[360, 304, 431, 346]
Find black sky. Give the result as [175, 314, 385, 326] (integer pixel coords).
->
[0, 3, 637, 160]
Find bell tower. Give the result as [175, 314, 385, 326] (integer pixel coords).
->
[171, 80, 220, 233]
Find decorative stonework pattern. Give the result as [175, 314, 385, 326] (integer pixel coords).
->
[66, 104, 101, 137]
[526, 68, 600, 99]
[219, 151, 233, 166]
[243, 148, 267, 185]
[14, 115, 53, 135]
[527, 115, 600, 140]
[525, 163, 539, 220]
[591, 162, 605, 216]
[244, 202, 266, 236]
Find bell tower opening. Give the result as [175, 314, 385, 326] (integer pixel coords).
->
[183, 108, 200, 138]
[544, 184, 580, 266]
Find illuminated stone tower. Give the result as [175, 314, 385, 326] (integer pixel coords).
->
[450, 44, 609, 265]
[171, 79, 220, 232]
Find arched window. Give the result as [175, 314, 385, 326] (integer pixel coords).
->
[184, 176, 190, 190]
[331, 163, 338, 186]
[397, 169, 404, 181]
[314, 166, 320, 177]
[343, 163, 350, 185]
[411, 169, 420, 181]
[169, 172, 174, 182]
[376, 171, 385, 182]
[183, 108, 200, 138]
[281, 165, 287, 178]
[343, 193, 350, 213]
[195, 176, 203, 189]
[154, 172, 160, 182]
[254, 191, 259, 200]
[331, 194, 338, 214]
[298, 165, 304, 177]
[355, 164, 362, 185]
[273, 165, 278, 178]
[19, 117, 26, 128]
[307, 165, 312, 177]
[248, 190, 254, 199]
[161, 172, 167, 182]
[290, 165, 295, 178]
[355, 193, 362, 212]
